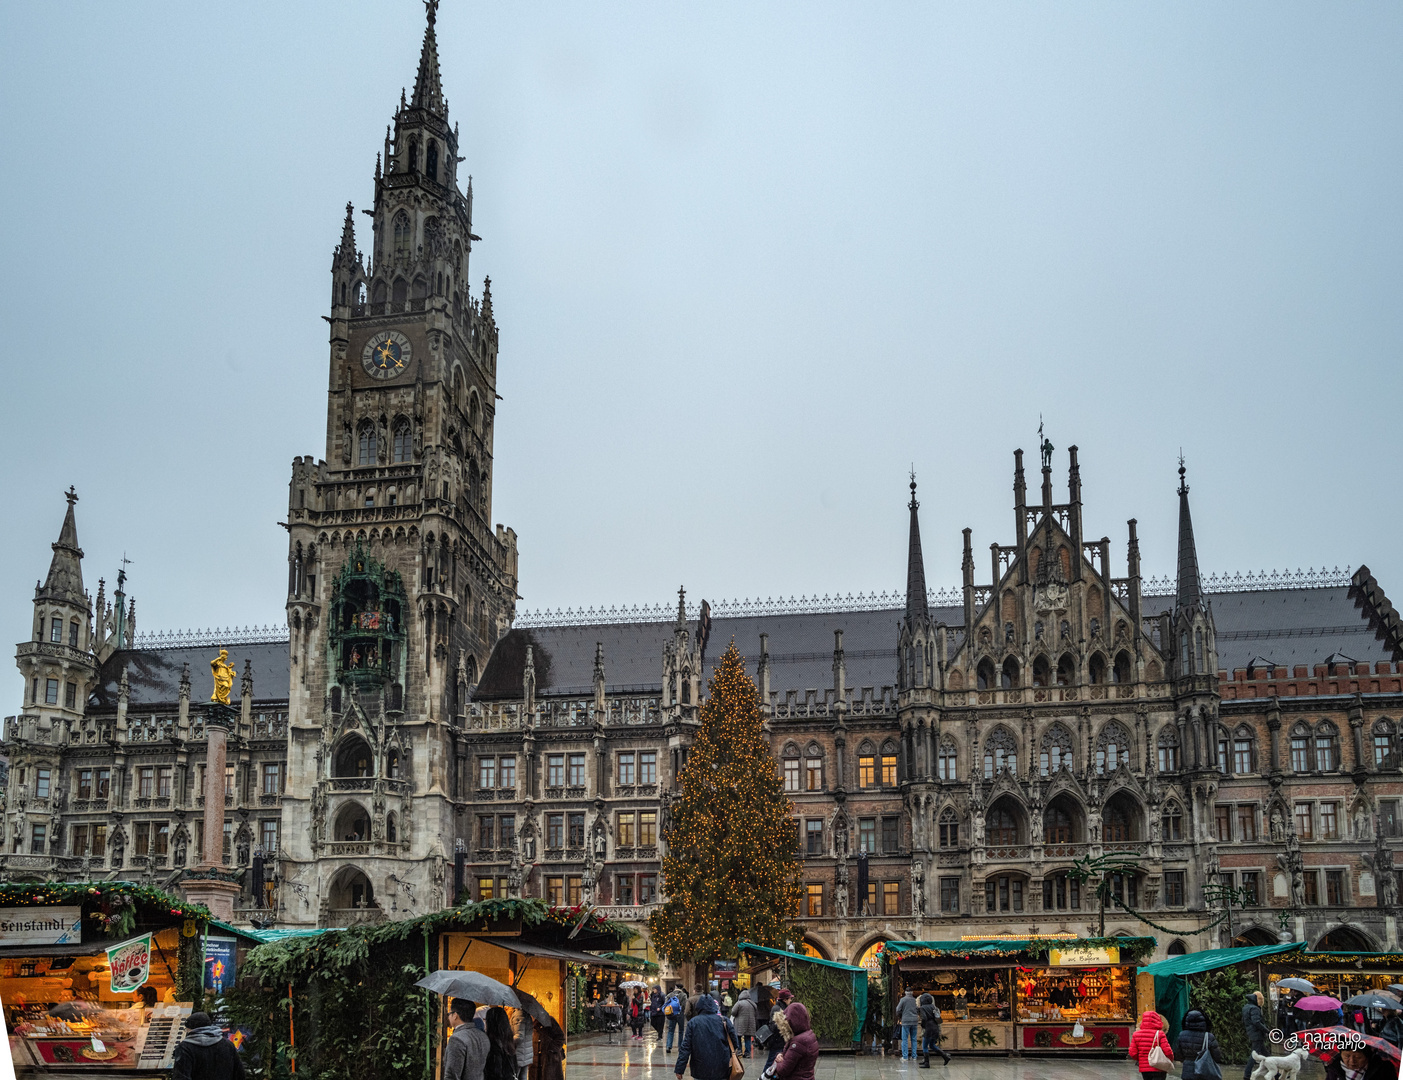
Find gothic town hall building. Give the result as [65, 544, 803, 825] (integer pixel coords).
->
[6, 7, 1403, 969]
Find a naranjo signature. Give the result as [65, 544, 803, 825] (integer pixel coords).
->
[1272, 1029, 1366, 1051]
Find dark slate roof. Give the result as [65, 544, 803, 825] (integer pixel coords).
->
[481, 586, 1395, 701]
[92, 643, 291, 709]
[1141, 586, 1395, 672]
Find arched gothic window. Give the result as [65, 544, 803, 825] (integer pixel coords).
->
[1231, 726, 1256, 775]
[1088, 653, 1107, 684]
[1314, 721, 1340, 772]
[1032, 655, 1051, 687]
[1374, 719, 1396, 770]
[937, 737, 958, 781]
[1113, 650, 1133, 684]
[1157, 726, 1181, 772]
[1095, 721, 1131, 775]
[1056, 654, 1075, 686]
[1001, 657, 1019, 690]
[1195, 628, 1205, 672]
[938, 807, 959, 848]
[1290, 722, 1311, 772]
[407, 138, 419, 173]
[426, 141, 439, 182]
[988, 804, 1019, 846]
[1040, 725, 1073, 776]
[1103, 801, 1134, 843]
[357, 421, 377, 466]
[392, 419, 412, 463]
[983, 727, 1017, 779]
[1160, 801, 1183, 842]
[976, 658, 996, 691]
[393, 212, 412, 264]
[1044, 805, 1073, 844]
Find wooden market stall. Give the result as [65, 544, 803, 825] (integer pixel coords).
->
[738, 942, 867, 1050]
[1136, 942, 1307, 1043]
[0, 882, 216, 1075]
[884, 937, 1156, 1055]
[1261, 947, 1403, 1029]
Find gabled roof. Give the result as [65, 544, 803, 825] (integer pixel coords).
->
[92, 643, 290, 708]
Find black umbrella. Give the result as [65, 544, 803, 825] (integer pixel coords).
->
[1344, 992, 1402, 1010]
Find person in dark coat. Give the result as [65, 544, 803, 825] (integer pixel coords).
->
[675, 993, 739, 1080]
[651, 988, 667, 1037]
[1176, 1010, 1225, 1080]
[1325, 1047, 1396, 1080]
[484, 1007, 519, 1080]
[731, 989, 758, 1056]
[1377, 1009, 1403, 1049]
[761, 991, 793, 1072]
[172, 1012, 246, 1080]
[918, 995, 951, 1067]
[769, 1003, 819, 1080]
[1242, 992, 1268, 1079]
[445, 1000, 490, 1080]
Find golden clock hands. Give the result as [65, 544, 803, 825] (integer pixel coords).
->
[377, 342, 395, 364]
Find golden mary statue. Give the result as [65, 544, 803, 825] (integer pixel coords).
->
[210, 649, 236, 705]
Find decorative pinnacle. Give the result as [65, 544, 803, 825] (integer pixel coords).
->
[65, 485, 78, 506]
[1178, 450, 1187, 496]
[424, 0, 439, 26]
[909, 467, 918, 510]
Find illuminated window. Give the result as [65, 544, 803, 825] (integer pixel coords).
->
[881, 755, 898, 785]
[883, 881, 900, 916]
[478, 877, 495, 901]
[618, 813, 635, 846]
[806, 883, 823, 917]
[806, 757, 823, 791]
[547, 877, 564, 905]
[567, 876, 582, 906]
[858, 756, 875, 788]
[639, 812, 656, 846]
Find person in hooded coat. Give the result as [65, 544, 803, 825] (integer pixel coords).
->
[731, 989, 758, 1056]
[675, 993, 740, 1080]
[1242, 992, 1268, 1079]
[651, 987, 667, 1037]
[918, 994, 951, 1067]
[762, 990, 794, 1072]
[172, 1012, 245, 1080]
[1129, 1011, 1175, 1080]
[769, 1003, 819, 1080]
[1176, 1010, 1225, 1080]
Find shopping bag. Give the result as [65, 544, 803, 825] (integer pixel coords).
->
[1196, 1040, 1222, 1080]
[1149, 1042, 1175, 1072]
[1072, 1022, 1085, 1039]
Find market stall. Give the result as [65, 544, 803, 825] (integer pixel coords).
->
[1262, 949, 1403, 1031]
[884, 937, 1155, 1055]
[0, 882, 214, 1073]
[738, 942, 867, 1050]
[1137, 942, 1307, 1043]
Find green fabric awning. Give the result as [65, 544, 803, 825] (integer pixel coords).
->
[738, 942, 868, 1044]
[1138, 941, 1306, 977]
[885, 939, 1038, 955]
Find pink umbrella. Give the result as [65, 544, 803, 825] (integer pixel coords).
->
[1295, 995, 1343, 1011]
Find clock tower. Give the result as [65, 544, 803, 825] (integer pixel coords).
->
[281, 0, 519, 924]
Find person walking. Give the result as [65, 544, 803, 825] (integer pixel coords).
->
[651, 987, 666, 1038]
[766, 1002, 818, 1080]
[1177, 1010, 1225, 1080]
[895, 989, 921, 1061]
[1242, 992, 1268, 1079]
[918, 995, 950, 1067]
[762, 990, 794, 1072]
[444, 999, 491, 1080]
[675, 993, 740, 1080]
[484, 1007, 519, 1080]
[732, 988, 758, 1057]
[513, 1007, 534, 1080]
[1129, 1011, 1175, 1080]
[172, 1012, 245, 1080]
[631, 990, 647, 1039]
[665, 986, 689, 1053]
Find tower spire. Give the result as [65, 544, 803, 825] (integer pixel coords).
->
[335, 202, 357, 268]
[411, 0, 446, 115]
[905, 472, 929, 623]
[1175, 454, 1203, 612]
[39, 487, 86, 605]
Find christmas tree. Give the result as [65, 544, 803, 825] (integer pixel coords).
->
[648, 640, 802, 971]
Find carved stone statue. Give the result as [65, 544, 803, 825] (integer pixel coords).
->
[1354, 803, 1371, 843]
[582, 859, 597, 903]
[311, 785, 327, 841]
[173, 830, 187, 867]
[1270, 808, 1286, 843]
[1278, 834, 1305, 908]
[507, 848, 524, 899]
[1040, 434, 1054, 469]
[911, 860, 927, 915]
[835, 881, 849, 919]
[209, 649, 236, 705]
[973, 810, 985, 848]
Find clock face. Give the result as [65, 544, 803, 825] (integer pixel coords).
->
[362, 330, 412, 379]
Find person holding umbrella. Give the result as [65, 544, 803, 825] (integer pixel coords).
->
[445, 1000, 490, 1080]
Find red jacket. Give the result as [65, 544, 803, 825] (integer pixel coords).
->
[1128, 1011, 1174, 1073]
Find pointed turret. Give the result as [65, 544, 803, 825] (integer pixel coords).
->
[481, 275, 494, 324]
[905, 475, 929, 624]
[37, 487, 86, 608]
[1175, 458, 1203, 613]
[334, 202, 358, 269]
[411, 0, 446, 115]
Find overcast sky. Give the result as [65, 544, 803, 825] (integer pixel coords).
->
[3, 2, 1401, 705]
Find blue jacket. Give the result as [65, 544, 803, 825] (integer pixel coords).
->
[675, 994, 739, 1080]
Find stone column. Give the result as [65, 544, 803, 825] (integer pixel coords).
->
[181, 704, 242, 920]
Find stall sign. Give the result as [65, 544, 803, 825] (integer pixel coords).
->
[1048, 946, 1119, 967]
[205, 936, 238, 993]
[0, 906, 83, 946]
[107, 934, 152, 993]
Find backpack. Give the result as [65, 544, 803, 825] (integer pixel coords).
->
[665, 994, 680, 1016]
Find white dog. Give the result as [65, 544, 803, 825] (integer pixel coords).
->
[1249, 1046, 1311, 1080]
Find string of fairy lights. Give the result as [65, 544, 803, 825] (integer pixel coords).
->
[648, 641, 804, 963]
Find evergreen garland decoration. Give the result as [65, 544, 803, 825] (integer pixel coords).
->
[648, 641, 803, 965]
[0, 881, 212, 938]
